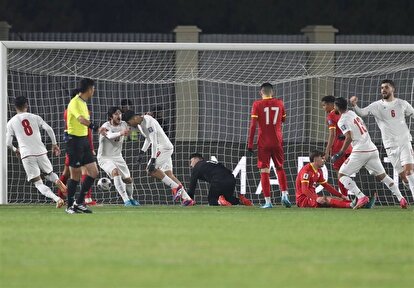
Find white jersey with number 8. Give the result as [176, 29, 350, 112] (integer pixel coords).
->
[6, 112, 52, 159]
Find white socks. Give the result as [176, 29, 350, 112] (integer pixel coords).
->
[114, 176, 129, 202]
[125, 183, 134, 199]
[265, 197, 271, 204]
[406, 173, 414, 198]
[45, 172, 59, 183]
[33, 179, 60, 202]
[340, 176, 365, 199]
[381, 175, 403, 201]
[161, 175, 179, 189]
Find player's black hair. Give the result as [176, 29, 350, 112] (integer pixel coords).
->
[122, 110, 136, 123]
[309, 150, 325, 162]
[121, 99, 133, 106]
[334, 97, 348, 112]
[260, 82, 274, 95]
[71, 88, 81, 98]
[190, 153, 204, 160]
[381, 79, 395, 89]
[321, 95, 336, 103]
[78, 78, 95, 93]
[14, 96, 28, 109]
[108, 106, 121, 120]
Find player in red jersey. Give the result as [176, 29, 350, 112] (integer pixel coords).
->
[321, 95, 353, 197]
[56, 90, 97, 205]
[296, 150, 355, 208]
[248, 83, 291, 208]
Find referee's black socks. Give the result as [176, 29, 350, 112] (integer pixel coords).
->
[66, 179, 79, 207]
[77, 176, 95, 205]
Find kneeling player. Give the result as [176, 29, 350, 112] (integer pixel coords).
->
[98, 107, 139, 206]
[296, 150, 370, 208]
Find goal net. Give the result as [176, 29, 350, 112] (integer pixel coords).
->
[2, 42, 414, 206]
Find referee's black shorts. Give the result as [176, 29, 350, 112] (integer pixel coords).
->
[66, 135, 95, 168]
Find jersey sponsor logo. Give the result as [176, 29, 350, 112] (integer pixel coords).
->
[148, 127, 154, 133]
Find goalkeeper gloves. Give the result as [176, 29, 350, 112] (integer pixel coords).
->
[331, 151, 344, 163]
[147, 158, 156, 173]
[136, 150, 145, 164]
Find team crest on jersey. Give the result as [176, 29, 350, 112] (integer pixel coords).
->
[303, 173, 309, 180]
[148, 127, 154, 133]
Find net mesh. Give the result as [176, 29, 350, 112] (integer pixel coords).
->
[6, 46, 414, 205]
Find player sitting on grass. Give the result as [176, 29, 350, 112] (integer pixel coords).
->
[296, 150, 375, 209]
[7, 96, 66, 208]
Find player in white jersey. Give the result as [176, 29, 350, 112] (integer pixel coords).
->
[6, 96, 66, 208]
[350, 79, 414, 201]
[331, 97, 407, 209]
[98, 107, 139, 206]
[122, 110, 195, 206]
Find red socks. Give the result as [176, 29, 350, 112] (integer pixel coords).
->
[276, 169, 288, 192]
[338, 181, 349, 197]
[329, 198, 351, 208]
[57, 174, 67, 197]
[261, 173, 271, 197]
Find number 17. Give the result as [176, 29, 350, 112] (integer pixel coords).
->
[264, 107, 279, 125]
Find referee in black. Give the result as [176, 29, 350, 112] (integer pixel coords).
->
[65, 78, 101, 214]
[188, 153, 253, 206]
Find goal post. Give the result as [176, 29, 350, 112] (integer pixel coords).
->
[1, 41, 413, 206]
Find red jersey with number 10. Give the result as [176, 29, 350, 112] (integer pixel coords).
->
[248, 97, 286, 149]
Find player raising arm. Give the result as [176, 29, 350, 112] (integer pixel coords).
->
[350, 79, 414, 201]
[247, 82, 291, 208]
[123, 110, 195, 206]
[332, 97, 407, 209]
[97, 107, 139, 206]
[6, 96, 66, 208]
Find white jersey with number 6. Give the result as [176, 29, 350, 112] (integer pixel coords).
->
[337, 110, 377, 152]
[6, 112, 57, 159]
[353, 98, 414, 149]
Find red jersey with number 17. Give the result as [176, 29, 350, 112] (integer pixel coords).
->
[248, 97, 286, 149]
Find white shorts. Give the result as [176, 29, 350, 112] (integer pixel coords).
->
[339, 150, 386, 177]
[98, 157, 131, 179]
[386, 143, 414, 174]
[21, 154, 53, 182]
[150, 148, 173, 172]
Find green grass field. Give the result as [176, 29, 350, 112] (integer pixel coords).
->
[1, 204, 413, 288]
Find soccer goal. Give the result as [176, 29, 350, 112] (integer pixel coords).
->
[1, 42, 413, 206]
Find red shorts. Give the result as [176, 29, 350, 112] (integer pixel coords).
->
[332, 153, 350, 171]
[257, 145, 284, 169]
[296, 196, 319, 208]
